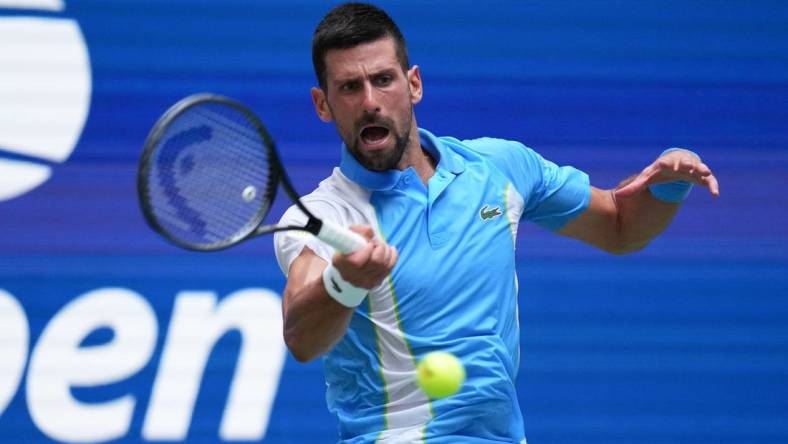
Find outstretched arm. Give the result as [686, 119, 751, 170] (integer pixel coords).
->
[558, 149, 720, 254]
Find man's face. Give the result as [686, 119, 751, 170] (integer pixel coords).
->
[312, 37, 422, 171]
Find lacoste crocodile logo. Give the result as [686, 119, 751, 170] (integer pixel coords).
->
[479, 204, 502, 221]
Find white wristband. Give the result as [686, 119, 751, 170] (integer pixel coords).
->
[322, 264, 368, 308]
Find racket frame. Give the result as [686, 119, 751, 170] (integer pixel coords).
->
[137, 93, 325, 251]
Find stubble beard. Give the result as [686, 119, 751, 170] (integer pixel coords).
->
[344, 106, 413, 172]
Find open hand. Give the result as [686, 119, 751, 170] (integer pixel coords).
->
[615, 148, 720, 200]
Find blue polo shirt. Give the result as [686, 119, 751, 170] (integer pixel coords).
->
[274, 128, 590, 443]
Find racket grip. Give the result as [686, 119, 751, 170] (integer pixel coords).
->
[316, 219, 367, 254]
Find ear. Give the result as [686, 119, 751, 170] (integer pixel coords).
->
[407, 65, 423, 105]
[311, 87, 333, 122]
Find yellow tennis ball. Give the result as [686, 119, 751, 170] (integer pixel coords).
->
[416, 351, 465, 399]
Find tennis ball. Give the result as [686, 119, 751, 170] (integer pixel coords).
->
[416, 351, 465, 399]
[241, 185, 257, 202]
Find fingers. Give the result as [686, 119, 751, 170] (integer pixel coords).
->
[358, 240, 397, 274]
[341, 239, 375, 268]
[697, 166, 720, 196]
[349, 224, 374, 241]
[387, 244, 399, 269]
[368, 239, 390, 268]
[693, 162, 720, 196]
[615, 162, 659, 199]
[332, 227, 398, 289]
[338, 241, 398, 288]
[675, 158, 720, 197]
[615, 175, 649, 199]
[676, 155, 692, 173]
[364, 241, 398, 283]
[617, 150, 720, 199]
[650, 150, 721, 197]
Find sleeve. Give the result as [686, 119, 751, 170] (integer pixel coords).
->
[273, 199, 343, 277]
[463, 138, 591, 231]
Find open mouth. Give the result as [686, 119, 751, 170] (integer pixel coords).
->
[360, 126, 390, 146]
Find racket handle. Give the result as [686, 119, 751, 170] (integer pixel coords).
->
[316, 219, 367, 254]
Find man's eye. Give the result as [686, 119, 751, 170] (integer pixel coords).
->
[341, 81, 359, 91]
[375, 76, 392, 86]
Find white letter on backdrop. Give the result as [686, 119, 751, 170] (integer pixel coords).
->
[143, 288, 285, 441]
[0, 289, 29, 416]
[27, 287, 157, 442]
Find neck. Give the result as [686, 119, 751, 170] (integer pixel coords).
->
[412, 147, 436, 185]
[396, 124, 436, 185]
[398, 146, 436, 185]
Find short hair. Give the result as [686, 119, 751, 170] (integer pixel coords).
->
[312, 2, 409, 90]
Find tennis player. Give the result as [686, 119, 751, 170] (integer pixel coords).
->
[274, 3, 719, 443]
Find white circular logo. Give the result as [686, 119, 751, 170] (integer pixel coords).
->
[0, 0, 91, 201]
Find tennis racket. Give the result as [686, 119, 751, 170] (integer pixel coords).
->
[137, 93, 367, 253]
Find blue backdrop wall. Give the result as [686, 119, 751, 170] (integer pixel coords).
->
[1, 1, 787, 443]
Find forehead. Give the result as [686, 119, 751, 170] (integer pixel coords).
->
[324, 37, 401, 81]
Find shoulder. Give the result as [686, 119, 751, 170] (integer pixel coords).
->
[435, 135, 550, 194]
[453, 136, 526, 155]
[461, 137, 543, 169]
[274, 169, 377, 276]
[294, 168, 373, 224]
[437, 135, 545, 173]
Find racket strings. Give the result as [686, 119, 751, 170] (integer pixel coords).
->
[145, 101, 274, 248]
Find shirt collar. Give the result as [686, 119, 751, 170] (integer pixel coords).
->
[339, 128, 466, 190]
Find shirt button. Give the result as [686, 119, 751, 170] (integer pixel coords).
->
[403, 176, 411, 184]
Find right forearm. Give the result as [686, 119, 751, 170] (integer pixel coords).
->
[280, 226, 396, 362]
[283, 276, 354, 362]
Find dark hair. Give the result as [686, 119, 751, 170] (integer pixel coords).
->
[312, 3, 409, 90]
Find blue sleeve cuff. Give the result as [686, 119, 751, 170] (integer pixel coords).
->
[533, 170, 592, 231]
[647, 148, 699, 203]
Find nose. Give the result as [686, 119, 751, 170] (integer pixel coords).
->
[361, 82, 381, 114]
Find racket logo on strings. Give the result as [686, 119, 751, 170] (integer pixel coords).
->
[137, 94, 366, 253]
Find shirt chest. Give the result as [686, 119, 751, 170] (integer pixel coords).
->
[370, 163, 522, 301]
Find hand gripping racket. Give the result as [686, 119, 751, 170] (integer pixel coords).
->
[137, 93, 367, 253]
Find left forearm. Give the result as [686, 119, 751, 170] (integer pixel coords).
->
[559, 148, 717, 255]
[559, 184, 676, 255]
[613, 176, 681, 253]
